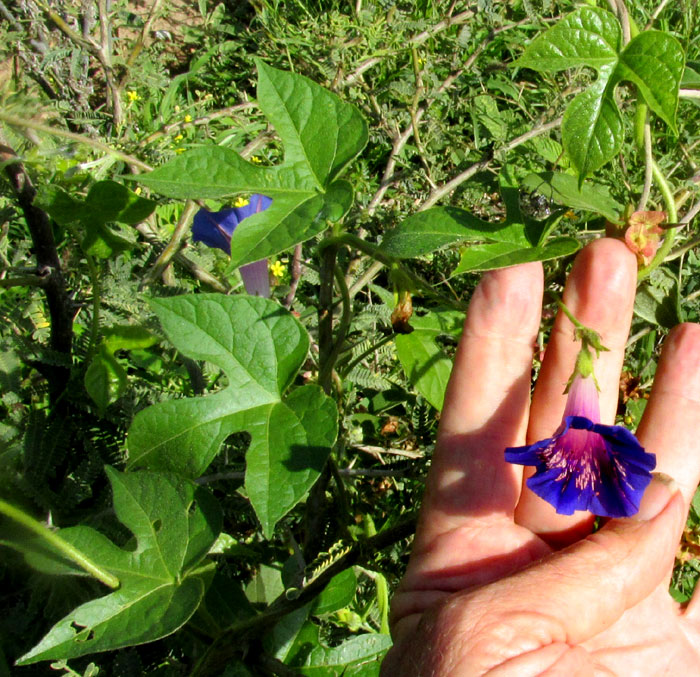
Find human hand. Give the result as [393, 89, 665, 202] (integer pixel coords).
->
[382, 238, 700, 676]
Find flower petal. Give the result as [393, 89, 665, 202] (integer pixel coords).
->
[240, 259, 270, 298]
[192, 208, 240, 254]
[505, 416, 656, 518]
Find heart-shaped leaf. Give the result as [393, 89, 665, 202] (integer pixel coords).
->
[616, 30, 684, 133]
[126, 294, 338, 537]
[17, 468, 221, 665]
[561, 71, 622, 182]
[516, 7, 620, 71]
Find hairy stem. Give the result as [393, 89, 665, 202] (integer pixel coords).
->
[0, 498, 119, 589]
[638, 161, 678, 279]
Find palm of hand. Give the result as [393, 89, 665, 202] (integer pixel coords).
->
[383, 241, 700, 676]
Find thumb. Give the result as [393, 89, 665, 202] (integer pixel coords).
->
[473, 474, 684, 646]
[381, 475, 684, 677]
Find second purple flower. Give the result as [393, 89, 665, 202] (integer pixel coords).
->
[192, 194, 273, 297]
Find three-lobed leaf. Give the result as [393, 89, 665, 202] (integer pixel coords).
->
[517, 7, 684, 180]
[126, 294, 338, 537]
[136, 62, 368, 267]
[17, 468, 221, 665]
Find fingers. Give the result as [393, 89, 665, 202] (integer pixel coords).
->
[398, 477, 684, 677]
[515, 239, 638, 542]
[636, 323, 700, 503]
[641, 322, 700, 622]
[413, 262, 543, 550]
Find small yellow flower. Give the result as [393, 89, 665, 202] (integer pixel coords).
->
[417, 57, 425, 67]
[251, 156, 262, 164]
[270, 260, 285, 278]
[564, 209, 577, 219]
[184, 114, 193, 123]
[174, 133, 184, 142]
[134, 187, 142, 195]
[175, 147, 186, 154]
[234, 196, 250, 208]
[126, 90, 140, 102]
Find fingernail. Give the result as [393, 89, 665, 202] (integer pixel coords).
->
[634, 472, 679, 521]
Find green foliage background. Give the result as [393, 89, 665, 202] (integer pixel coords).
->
[1, 0, 700, 675]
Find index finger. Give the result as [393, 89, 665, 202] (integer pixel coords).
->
[413, 262, 543, 551]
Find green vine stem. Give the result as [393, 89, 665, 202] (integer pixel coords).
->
[320, 232, 466, 310]
[0, 498, 120, 589]
[638, 159, 678, 280]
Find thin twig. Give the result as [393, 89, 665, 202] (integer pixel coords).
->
[348, 259, 384, 299]
[0, 111, 152, 171]
[134, 223, 229, 292]
[420, 117, 563, 211]
[408, 9, 475, 46]
[144, 200, 199, 286]
[284, 243, 303, 308]
[367, 18, 531, 216]
[123, 0, 165, 72]
[615, 0, 631, 46]
[141, 102, 257, 144]
[353, 444, 424, 459]
[0, 274, 49, 288]
[645, 0, 672, 29]
[44, 6, 122, 126]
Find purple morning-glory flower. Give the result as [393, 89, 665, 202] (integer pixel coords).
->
[505, 374, 656, 518]
[192, 194, 273, 297]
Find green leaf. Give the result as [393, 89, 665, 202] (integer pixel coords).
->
[17, 468, 221, 665]
[634, 278, 682, 328]
[126, 295, 338, 535]
[616, 31, 684, 133]
[516, 7, 620, 72]
[521, 172, 622, 221]
[381, 206, 528, 258]
[246, 564, 285, 605]
[35, 182, 154, 259]
[312, 568, 357, 615]
[395, 310, 464, 411]
[561, 71, 622, 182]
[85, 181, 157, 225]
[84, 347, 127, 413]
[102, 326, 159, 353]
[453, 238, 581, 275]
[256, 60, 368, 187]
[85, 326, 159, 412]
[136, 63, 367, 266]
[245, 385, 338, 537]
[228, 192, 326, 269]
[516, 8, 685, 181]
[286, 622, 392, 675]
